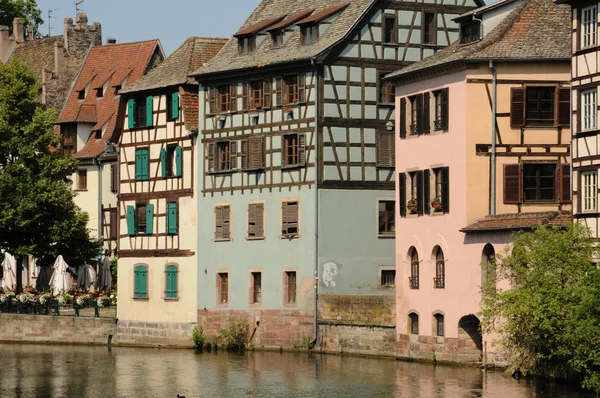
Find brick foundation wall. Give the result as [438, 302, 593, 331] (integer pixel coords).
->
[0, 314, 116, 345]
[318, 324, 397, 357]
[397, 333, 482, 364]
[318, 294, 395, 327]
[198, 309, 313, 348]
[115, 320, 195, 347]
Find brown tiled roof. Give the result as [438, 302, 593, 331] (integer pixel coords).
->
[296, 3, 349, 24]
[234, 16, 286, 37]
[192, 0, 376, 78]
[120, 37, 227, 94]
[267, 9, 316, 32]
[56, 40, 162, 159]
[387, 0, 571, 81]
[460, 211, 572, 232]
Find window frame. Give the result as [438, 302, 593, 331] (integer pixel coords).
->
[135, 147, 150, 181]
[434, 247, 445, 289]
[301, 23, 319, 45]
[284, 270, 297, 305]
[216, 141, 232, 172]
[250, 271, 262, 305]
[522, 163, 557, 203]
[238, 36, 256, 54]
[460, 20, 480, 44]
[133, 264, 149, 300]
[247, 201, 266, 240]
[61, 123, 77, 156]
[376, 131, 395, 168]
[377, 198, 396, 237]
[166, 201, 178, 236]
[135, 203, 148, 235]
[134, 98, 147, 128]
[164, 264, 179, 300]
[434, 313, 445, 337]
[383, 14, 397, 45]
[582, 88, 597, 132]
[281, 199, 300, 239]
[582, 170, 598, 213]
[284, 75, 299, 104]
[218, 84, 231, 113]
[282, 133, 303, 168]
[217, 271, 229, 305]
[409, 312, 419, 335]
[380, 267, 396, 288]
[409, 248, 419, 290]
[525, 86, 555, 127]
[378, 73, 395, 105]
[422, 12, 437, 45]
[214, 204, 232, 242]
[249, 80, 264, 110]
[77, 169, 87, 191]
[582, 5, 597, 49]
[272, 31, 285, 48]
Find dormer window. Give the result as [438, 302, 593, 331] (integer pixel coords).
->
[272, 31, 284, 48]
[238, 36, 256, 55]
[301, 24, 319, 45]
[77, 90, 85, 100]
[96, 87, 104, 98]
[460, 20, 480, 44]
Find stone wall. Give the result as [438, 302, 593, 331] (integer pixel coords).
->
[397, 333, 482, 364]
[0, 314, 115, 345]
[198, 309, 314, 348]
[318, 324, 397, 357]
[115, 320, 196, 347]
[318, 294, 395, 327]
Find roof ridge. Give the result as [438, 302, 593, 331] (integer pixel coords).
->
[94, 39, 160, 48]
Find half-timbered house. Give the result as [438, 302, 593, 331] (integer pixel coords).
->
[388, 0, 572, 364]
[116, 37, 226, 345]
[56, 39, 163, 255]
[192, 0, 481, 348]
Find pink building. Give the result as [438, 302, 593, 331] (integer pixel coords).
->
[388, 0, 572, 364]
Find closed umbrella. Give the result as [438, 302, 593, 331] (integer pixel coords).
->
[2, 253, 16, 291]
[49, 255, 70, 295]
[76, 264, 97, 291]
[35, 265, 52, 292]
[97, 257, 112, 292]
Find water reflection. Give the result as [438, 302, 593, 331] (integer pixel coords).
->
[0, 344, 593, 398]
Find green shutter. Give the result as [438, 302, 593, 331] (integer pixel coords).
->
[127, 206, 135, 235]
[171, 92, 179, 120]
[146, 96, 153, 127]
[165, 265, 178, 298]
[136, 148, 149, 180]
[134, 265, 147, 298]
[160, 147, 167, 178]
[175, 146, 182, 177]
[167, 202, 178, 235]
[128, 99, 135, 129]
[146, 203, 154, 234]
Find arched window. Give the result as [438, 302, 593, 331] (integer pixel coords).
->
[481, 244, 497, 291]
[409, 312, 419, 335]
[133, 264, 148, 299]
[165, 264, 179, 299]
[434, 313, 444, 337]
[409, 248, 419, 289]
[434, 247, 445, 289]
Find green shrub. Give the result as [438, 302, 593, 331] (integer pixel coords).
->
[192, 326, 206, 349]
[216, 319, 249, 350]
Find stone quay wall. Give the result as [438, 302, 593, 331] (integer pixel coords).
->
[115, 320, 196, 347]
[318, 294, 396, 327]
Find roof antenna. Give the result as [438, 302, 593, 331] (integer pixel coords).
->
[75, 1, 84, 14]
[47, 8, 60, 37]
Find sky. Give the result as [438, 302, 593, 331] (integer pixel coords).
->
[34, 0, 259, 55]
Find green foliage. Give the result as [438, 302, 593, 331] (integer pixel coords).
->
[214, 319, 249, 350]
[0, 0, 43, 37]
[0, 61, 99, 283]
[192, 327, 206, 349]
[293, 336, 315, 349]
[481, 223, 600, 393]
[111, 257, 118, 289]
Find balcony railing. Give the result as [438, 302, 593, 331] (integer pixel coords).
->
[433, 276, 445, 289]
[433, 118, 444, 131]
[408, 276, 419, 290]
[410, 123, 418, 135]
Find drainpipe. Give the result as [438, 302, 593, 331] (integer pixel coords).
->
[96, 158, 103, 246]
[310, 58, 319, 347]
[490, 60, 497, 215]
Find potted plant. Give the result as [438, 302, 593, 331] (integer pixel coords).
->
[407, 198, 417, 212]
[431, 197, 442, 210]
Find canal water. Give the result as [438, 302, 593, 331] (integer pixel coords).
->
[0, 344, 593, 398]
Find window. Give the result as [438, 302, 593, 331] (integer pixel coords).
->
[379, 73, 395, 104]
[135, 148, 149, 181]
[281, 200, 299, 238]
[251, 272, 262, 303]
[583, 89, 597, 131]
[434, 314, 445, 337]
[218, 85, 231, 113]
[136, 204, 147, 235]
[376, 132, 395, 168]
[285, 271, 297, 303]
[62, 124, 77, 155]
[582, 171, 598, 213]
[96, 87, 103, 98]
[511, 87, 570, 128]
[582, 5, 597, 48]
[409, 313, 419, 335]
[77, 90, 85, 100]
[162, 145, 182, 178]
[284, 75, 299, 104]
[433, 89, 449, 131]
[126, 204, 152, 236]
[383, 15, 397, 44]
[250, 80, 264, 109]
[76, 169, 87, 190]
[135, 98, 147, 128]
[409, 93, 430, 134]
[410, 172, 419, 205]
[95, 130, 102, 140]
[272, 31, 284, 48]
[133, 265, 148, 299]
[434, 247, 445, 289]
[166, 202, 178, 235]
[523, 163, 556, 202]
[110, 164, 118, 193]
[166, 92, 179, 121]
[282, 133, 305, 167]
[165, 265, 178, 299]
[218, 272, 229, 304]
[109, 208, 118, 240]
[217, 141, 234, 172]
[378, 199, 395, 236]
[242, 136, 265, 170]
[214, 205, 231, 241]
[409, 248, 419, 289]
[433, 167, 450, 213]
[526, 87, 555, 126]
[422, 12, 436, 45]
[301, 24, 319, 45]
[238, 36, 256, 54]
[276, 75, 305, 106]
[247, 202, 265, 239]
[381, 270, 396, 287]
[208, 141, 237, 173]
[127, 97, 153, 129]
[460, 21, 480, 43]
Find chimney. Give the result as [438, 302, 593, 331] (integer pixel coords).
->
[0, 26, 9, 61]
[106, 37, 116, 45]
[27, 26, 34, 41]
[76, 13, 88, 26]
[63, 17, 73, 51]
[13, 18, 24, 43]
[54, 41, 65, 77]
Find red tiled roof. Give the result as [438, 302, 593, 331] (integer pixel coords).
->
[56, 40, 162, 159]
[296, 3, 349, 24]
[460, 211, 572, 233]
[234, 16, 286, 37]
[267, 9, 316, 32]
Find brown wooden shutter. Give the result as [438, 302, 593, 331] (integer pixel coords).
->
[207, 143, 215, 173]
[109, 208, 118, 240]
[441, 88, 449, 130]
[241, 139, 248, 170]
[556, 87, 570, 127]
[276, 78, 283, 106]
[248, 204, 256, 237]
[441, 166, 450, 213]
[399, 173, 407, 217]
[215, 206, 223, 240]
[423, 92, 430, 134]
[424, 169, 430, 215]
[281, 201, 288, 234]
[229, 141, 237, 170]
[263, 79, 272, 108]
[281, 136, 287, 167]
[249, 136, 265, 169]
[416, 170, 424, 215]
[504, 164, 521, 204]
[298, 74, 306, 103]
[223, 206, 231, 239]
[416, 94, 423, 133]
[249, 203, 265, 238]
[229, 85, 237, 112]
[110, 164, 118, 193]
[561, 163, 571, 203]
[288, 202, 298, 234]
[298, 134, 306, 166]
[209, 87, 216, 114]
[400, 97, 407, 139]
[390, 133, 395, 166]
[510, 88, 525, 128]
[243, 82, 249, 111]
[376, 132, 389, 167]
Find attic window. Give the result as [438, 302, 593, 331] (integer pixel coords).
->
[114, 85, 122, 95]
[96, 87, 104, 98]
[238, 36, 256, 55]
[95, 130, 102, 140]
[460, 20, 480, 44]
[272, 31, 284, 48]
[77, 90, 85, 100]
[301, 24, 319, 45]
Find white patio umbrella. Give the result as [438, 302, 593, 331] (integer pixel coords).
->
[49, 255, 70, 295]
[76, 264, 97, 291]
[97, 257, 112, 292]
[1, 253, 16, 291]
